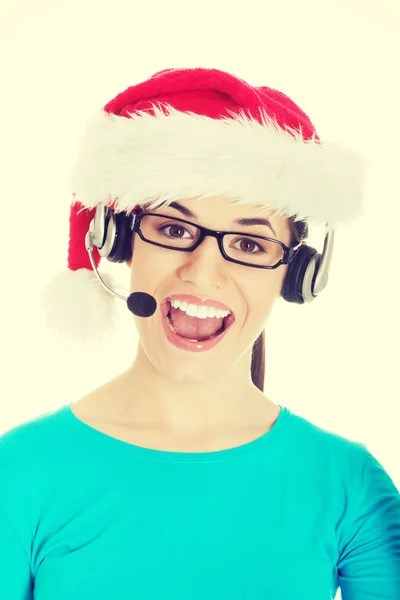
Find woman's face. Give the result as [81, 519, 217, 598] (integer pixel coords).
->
[126, 196, 292, 386]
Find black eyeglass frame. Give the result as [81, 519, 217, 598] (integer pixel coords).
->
[131, 211, 302, 270]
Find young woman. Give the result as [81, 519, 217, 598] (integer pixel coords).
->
[1, 67, 399, 599]
[68, 193, 293, 451]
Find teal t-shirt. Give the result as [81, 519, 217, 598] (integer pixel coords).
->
[0, 403, 399, 599]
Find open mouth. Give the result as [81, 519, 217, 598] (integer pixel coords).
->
[166, 308, 230, 340]
[160, 300, 235, 351]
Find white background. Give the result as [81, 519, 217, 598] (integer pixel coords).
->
[0, 3, 399, 594]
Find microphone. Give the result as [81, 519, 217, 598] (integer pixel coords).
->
[127, 292, 157, 317]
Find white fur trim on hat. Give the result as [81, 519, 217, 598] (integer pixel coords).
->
[40, 268, 121, 346]
[69, 104, 368, 229]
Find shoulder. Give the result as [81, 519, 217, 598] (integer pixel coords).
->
[284, 407, 369, 467]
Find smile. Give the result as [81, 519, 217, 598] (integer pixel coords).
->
[160, 300, 235, 353]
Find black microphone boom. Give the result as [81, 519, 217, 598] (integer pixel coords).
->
[127, 292, 157, 317]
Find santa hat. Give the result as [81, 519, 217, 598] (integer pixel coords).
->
[40, 67, 367, 345]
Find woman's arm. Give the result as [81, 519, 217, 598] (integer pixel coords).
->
[0, 503, 33, 600]
[337, 450, 400, 599]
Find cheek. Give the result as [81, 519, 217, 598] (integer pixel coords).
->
[244, 268, 285, 297]
[128, 242, 173, 285]
[242, 271, 285, 322]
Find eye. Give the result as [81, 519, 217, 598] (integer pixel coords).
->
[231, 237, 267, 254]
[159, 223, 193, 239]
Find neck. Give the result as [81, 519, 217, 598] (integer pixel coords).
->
[111, 344, 270, 433]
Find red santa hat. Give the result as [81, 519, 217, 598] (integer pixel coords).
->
[40, 67, 367, 345]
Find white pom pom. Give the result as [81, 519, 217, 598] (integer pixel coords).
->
[40, 268, 122, 346]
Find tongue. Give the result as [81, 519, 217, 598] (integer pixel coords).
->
[169, 307, 224, 341]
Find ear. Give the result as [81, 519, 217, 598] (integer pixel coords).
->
[126, 259, 132, 268]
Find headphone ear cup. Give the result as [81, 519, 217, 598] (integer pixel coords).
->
[282, 245, 318, 304]
[106, 211, 133, 264]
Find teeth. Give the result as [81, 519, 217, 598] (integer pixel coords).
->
[170, 299, 230, 319]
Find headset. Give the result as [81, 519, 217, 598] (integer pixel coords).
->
[84, 205, 334, 317]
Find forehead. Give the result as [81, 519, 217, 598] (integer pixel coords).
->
[143, 195, 281, 219]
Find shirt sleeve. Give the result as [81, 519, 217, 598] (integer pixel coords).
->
[0, 503, 33, 600]
[337, 449, 400, 599]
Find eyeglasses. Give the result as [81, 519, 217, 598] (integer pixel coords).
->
[131, 212, 300, 269]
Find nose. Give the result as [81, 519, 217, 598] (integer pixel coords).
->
[178, 235, 227, 286]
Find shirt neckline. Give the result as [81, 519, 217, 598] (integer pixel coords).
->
[59, 403, 289, 463]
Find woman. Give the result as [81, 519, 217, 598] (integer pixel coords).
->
[67, 193, 298, 449]
[1, 67, 399, 599]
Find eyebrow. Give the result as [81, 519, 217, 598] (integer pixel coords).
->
[157, 200, 277, 238]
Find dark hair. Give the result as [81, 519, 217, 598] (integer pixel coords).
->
[251, 217, 309, 392]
